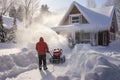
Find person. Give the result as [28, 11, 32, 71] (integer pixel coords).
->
[36, 37, 49, 70]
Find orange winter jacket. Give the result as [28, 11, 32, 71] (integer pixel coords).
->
[36, 37, 49, 55]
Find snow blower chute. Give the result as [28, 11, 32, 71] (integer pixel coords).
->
[49, 48, 65, 64]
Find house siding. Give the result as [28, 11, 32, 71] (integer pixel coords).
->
[110, 26, 116, 33]
[63, 16, 69, 25]
[70, 5, 81, 14]
[62, 5, 81, 25]
[110, 25, 116, 41]
[110, 12, 117, 33]
[82, 16, 88, 23]
[110, 12, 118, 40]
[62, 5, 88, 25]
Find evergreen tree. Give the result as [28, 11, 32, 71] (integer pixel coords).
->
[0, 15, 6, 42]
[6, 27, 16, 42]
[16, 5, 24, 21]
[40, 4, 50, 14]
[6, 17, 17, 43]
[34, 4, 51, 23]
[9, 6, 17, 18]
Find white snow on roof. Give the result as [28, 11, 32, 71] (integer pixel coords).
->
[56, 1, 115, 32]
[89, 6, 114, 17]
[2, 16, 14, 29]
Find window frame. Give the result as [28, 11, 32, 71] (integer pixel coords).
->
[69, 14, 82, 24]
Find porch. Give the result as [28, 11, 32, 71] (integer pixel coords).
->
[52, 24, 110, 47]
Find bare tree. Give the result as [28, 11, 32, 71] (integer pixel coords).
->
[40, 4, 50, 14]
[20, 0, 40, 27]
[86, 0, 96, 8]
[0, 0, 16, 15]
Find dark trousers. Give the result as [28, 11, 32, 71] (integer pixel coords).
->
[38, 55, 46, 68]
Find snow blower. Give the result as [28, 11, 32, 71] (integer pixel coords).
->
[49, 48, 65, 64]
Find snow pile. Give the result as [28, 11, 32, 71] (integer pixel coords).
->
[0, 48, 21, 56]
[4, 42, 120, 80]
[0, 49, 38, 80]
[0, 22, 70, 80]
[67, 44, 120, 80]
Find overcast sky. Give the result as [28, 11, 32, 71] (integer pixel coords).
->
[40, 0, 106, 11]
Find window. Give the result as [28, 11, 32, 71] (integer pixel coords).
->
[79, 32, 91, 43]
[70, 14, 82, 24]
[71, 16, 80, 23]
[81, 33, 90, 42]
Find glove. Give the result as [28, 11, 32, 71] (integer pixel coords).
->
[47, 51, 50, 53]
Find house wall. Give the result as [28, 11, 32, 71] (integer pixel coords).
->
[110, 12, 117, 33]
[70, 5, 80, 14]
[110, 25, 116, 33]
[110, 12, 118, 41]
[82, 16, 88, 23]
[110, 23, 116, 41]
[62, 5, 88, 25]
[97, 12, 118, 46]
[63, 16, 69, 25]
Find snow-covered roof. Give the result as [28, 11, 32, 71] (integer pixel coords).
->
[53, 24, 111, 33]
[54, 1, 115, 32]
[2, 16, 14, 29]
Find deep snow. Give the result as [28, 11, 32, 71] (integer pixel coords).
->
[0, 40, 120, 80]
[0, 9, 120, 80]
[0, 24, 71, 80]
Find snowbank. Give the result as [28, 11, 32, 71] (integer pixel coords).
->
[0, 43, 22, 56]
[3, 41, 120, 80]
[67, 44, 120, 80]
[0, 49, 38, 80]
[0, 23, 71, 80]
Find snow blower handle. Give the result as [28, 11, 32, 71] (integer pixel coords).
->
[47, 51, 53, 57]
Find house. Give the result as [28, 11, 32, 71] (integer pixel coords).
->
[52, 1, 118, 46]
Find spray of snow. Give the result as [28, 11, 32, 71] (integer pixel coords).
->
[15, 10, 69, 51]
[16, 24, 69, 51]
[0, 10, 71, 80]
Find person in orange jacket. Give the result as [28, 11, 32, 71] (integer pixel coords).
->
[36, 37, 49, 70]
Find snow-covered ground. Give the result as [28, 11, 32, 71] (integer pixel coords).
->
[0, 39, 120, 80]
[0, 23, 120, 80]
